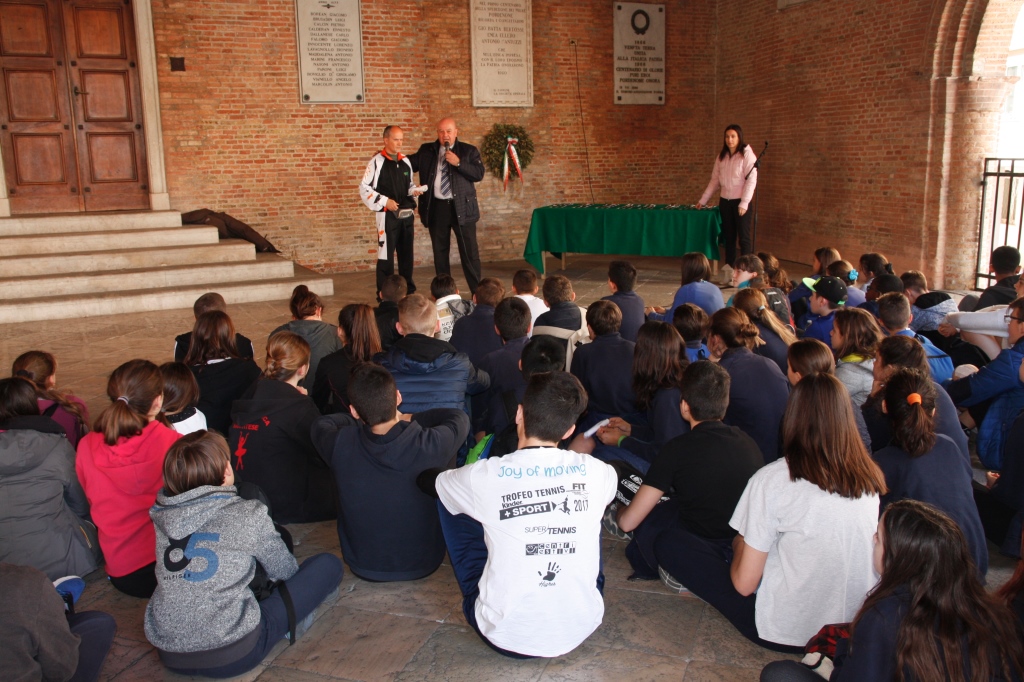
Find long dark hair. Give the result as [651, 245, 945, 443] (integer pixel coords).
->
[339, 303, 382, 361]
[782, 372, 887, 498]
[632, 321, 688, 411]
[883, 368, 936, 458]
[813, 247, 842, 277]
[718, 124, 747, 160]
[183, 311, 240, 365]
[11, 350, 87, 425]
[679, 252, 712, 286]
[289, 284, 323, 319]
[857, 500, 1024, 682]
[0, 376, 41, 420]
[832, 308, 882, 359]
[758, 251, 793, 293]
[859, 252, 893, 279]
[709, 307, 762, 351]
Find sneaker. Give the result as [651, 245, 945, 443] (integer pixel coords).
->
[658, 565, 689, 594]
[602, 505, 633, 540]
[53, 576, 86, 610]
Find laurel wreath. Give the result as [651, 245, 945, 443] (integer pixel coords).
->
[481, 123, 535, 180]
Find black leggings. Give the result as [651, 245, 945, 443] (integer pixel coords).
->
[719, 197, 753, 267]
[109, 562, 157, 598]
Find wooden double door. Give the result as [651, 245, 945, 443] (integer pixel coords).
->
[0, 0, 148, 213]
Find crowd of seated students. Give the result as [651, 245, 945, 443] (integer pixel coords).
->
[9, 244, 1024, 682]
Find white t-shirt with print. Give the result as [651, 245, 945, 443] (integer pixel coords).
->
[730, 458, 879, 646]
[436, 447, 617, 657]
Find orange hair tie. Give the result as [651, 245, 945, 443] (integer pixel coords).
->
[906, 393, 922, 406]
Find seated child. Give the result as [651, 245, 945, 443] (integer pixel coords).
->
[432, 273, 475, 342]
[1, 563, 116, 682]
[0, 377, 101, 580]
[788, 246, 841, 326]
[477, 297, 532, 435]
[430, 372, 618, 658]
[145, 431, 342, 677]
[602, 260, 645, 342]
[11, 350, 89, 448]
[375, 274, 407, 351]
[76, 360, 181, 598]
[312, 364, 469, 581]
[451, 277, 505, 366]
[570, 300, 638, 423]
[876, 292, 954, 383]
[901, 270, 958, 332]
[173, 292, 255, 362]
[646, 252, 724, 320]
[159, 362, 207, 434]
[229, 332, 336, 524]
[672, 303, 710, 362]
[801, 275, 848, 347]
[512, 269, 548, 333]
[376, 293, 490, 415]
[616, 362, 764, 583]
[534, 274, 584, 331]
[826, 260, 867, 307]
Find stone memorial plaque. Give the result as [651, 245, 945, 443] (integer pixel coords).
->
[614, 3, 665, 105]
[471, 0, 533, 107]
[295, 0, 365, 104]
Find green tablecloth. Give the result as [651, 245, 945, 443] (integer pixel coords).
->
[523, 203, 721, 272]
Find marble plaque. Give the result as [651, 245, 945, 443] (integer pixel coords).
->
[295, 0, 365, 104]
[614, 3, 665, 105]
[471, 0, 533, 107]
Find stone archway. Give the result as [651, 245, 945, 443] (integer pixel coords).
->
[922, 0, 1023, 288]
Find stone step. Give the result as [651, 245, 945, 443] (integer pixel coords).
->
[0, 210, 183, 236]
[0, 225, 219, 257]
[0, 240, 257, 277]
[0, 275, 336, 324]
[0, 254, 295, 299]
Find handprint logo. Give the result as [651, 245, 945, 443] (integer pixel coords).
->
[538, 562, 561, 582]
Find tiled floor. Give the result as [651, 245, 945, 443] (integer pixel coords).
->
[0, 254, 1014, 681]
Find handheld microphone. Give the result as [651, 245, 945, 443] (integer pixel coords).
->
[443, 143, 451, 155]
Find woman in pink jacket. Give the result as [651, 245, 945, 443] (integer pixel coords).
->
[697, 124, 758, 267]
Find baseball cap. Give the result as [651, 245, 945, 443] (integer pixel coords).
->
[802, 276, 848, 306]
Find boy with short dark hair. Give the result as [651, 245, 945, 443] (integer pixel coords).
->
[451, 277, 505, 365]
[431, 372, 617, 658]
[477, 297, 533, 435]
[512, 269, 548, 331]
[602, 260, 645, 342]
[570, 300, 637, 420]
[672, 303, 710, 362]
[876, 292, 954, 383]
[375, 275, 408, 351]
[173, 292, 254, 361]
[312, 364, 469, 581]
[975, 245, 1022, 310]
[900, 270, 958, 332]
[534, 275, 582, 331]
[616, 361, 764, 586]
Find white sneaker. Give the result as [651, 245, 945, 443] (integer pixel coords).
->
[658, 565, 689, 594]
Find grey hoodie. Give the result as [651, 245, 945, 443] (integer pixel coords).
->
[144, 485, 297, 657]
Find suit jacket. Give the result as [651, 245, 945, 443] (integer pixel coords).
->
[410, 139, 485, 226]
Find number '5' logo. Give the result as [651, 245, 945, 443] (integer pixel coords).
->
[163, 533, 221, 582]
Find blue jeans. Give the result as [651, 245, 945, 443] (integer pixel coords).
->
[167, 553, 343, 678]
[437, 501, 604, 658]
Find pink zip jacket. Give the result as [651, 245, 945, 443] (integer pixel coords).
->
[699, 145, 758, 210]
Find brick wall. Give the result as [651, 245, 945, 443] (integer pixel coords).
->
[153, 0, 716, 273]
[713, 0, 1019, 288]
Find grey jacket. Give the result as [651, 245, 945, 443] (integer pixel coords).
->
[145, 486, 297, 656]
[0, 416, 99, 580]
[270, 319, 342, 390]
[835, 358, 875, 409]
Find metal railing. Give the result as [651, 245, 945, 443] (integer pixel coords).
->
[976, 158, 1024, 289]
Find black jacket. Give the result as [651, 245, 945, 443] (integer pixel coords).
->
[410, 139, 485, 226]
[189, 358, 262, 435]
[228, 378, 336, 524]
[450, 304, 502, 367]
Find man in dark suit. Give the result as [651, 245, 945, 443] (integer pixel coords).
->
[410, 118, 485, 295]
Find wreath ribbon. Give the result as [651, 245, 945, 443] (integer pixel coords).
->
[502, 137, 524, 192]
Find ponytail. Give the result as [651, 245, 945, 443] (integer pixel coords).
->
[710, 307, 763, 350]
[733, 288, 796, 346]
[883, 368, 936, 457]
[264, 331, 311, 382]
[94, 360, 164, 445]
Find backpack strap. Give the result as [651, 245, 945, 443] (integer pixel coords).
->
[277, 580, 298, 645]
[41, 402, 60, 418]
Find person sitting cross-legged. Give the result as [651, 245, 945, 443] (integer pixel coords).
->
[422, 372, 617, 658]
[313, 363, 469, 581]
[616, 362, 764, 587]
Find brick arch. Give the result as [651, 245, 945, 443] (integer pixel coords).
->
[921, 0, 1023, 287]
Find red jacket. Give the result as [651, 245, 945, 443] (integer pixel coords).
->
[76, 421, 180, 577]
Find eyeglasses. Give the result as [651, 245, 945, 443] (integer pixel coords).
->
[1004, 315, 1024, 324]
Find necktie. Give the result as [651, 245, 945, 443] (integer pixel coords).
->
[440, 150, 452, 198]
